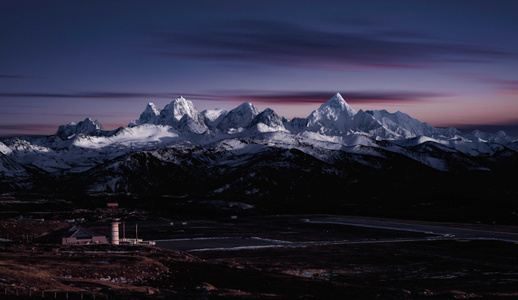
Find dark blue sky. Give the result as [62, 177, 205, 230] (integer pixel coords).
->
[2, 0, 518, 136]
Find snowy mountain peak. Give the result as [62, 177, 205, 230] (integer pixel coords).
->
[145, 102, 160, 113]
[160, 96, 201, 123]
[366, 109, 437, 138]
[129, 102, 160, 127]
[468, 129, 511, 143]
[306, 93, 357, 134]
[143, 103, 160, 118]
[84, 118, 103, 129]
[158, 97, 207, 133]
[236, 102, 259, 113]
[217, 102, 260, 133]
[56, 117, 104, 139]
[250, 108, 286, 132]
[323, 93, 356, 115]
[45, 93, 517, 157]
[128, 96, 208, 133]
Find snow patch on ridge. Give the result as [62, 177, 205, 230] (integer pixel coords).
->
[202, 109, 228, 128]
[71, 124, 182, 149]
[2, 93, 518, 185]
[0, 142, 13, 155]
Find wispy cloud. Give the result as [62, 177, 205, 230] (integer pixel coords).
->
[0, 92, 179, 100]
[451, 74, 518, 95]
[199, 90, 448, 105]
[0, 89, 447, 106]
[145, 20, 516, 69]
[486, 78, 518, 95]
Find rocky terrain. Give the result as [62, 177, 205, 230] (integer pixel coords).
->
[0, 94, 517, 220]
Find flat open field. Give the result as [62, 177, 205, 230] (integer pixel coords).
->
[2, 214, 518, 299]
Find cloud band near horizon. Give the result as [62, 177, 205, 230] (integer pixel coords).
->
[0, 90, 447, 105]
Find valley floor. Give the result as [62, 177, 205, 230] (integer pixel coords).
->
[2, 214, 518, 299]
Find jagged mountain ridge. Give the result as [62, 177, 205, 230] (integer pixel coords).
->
[1, 93, 517, 197]
[56, 117, 123, 140]
[124, 93, 514, 143]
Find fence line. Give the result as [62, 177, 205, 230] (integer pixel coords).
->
[2, 286, 108, 299]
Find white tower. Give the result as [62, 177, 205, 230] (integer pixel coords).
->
[111, 218, 120, 245]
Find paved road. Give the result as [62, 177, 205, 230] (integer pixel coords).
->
[305, 217, 518, 243]
[155, 235, 442, 252]
[155, 237, 284, 252]
[153, 216, 518, 252]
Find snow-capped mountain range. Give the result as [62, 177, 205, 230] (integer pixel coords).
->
[1, 93, 517, 196]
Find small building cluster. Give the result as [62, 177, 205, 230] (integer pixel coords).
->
[60, 218, 154, 246]
[17, 202, 155, 246]
[62, 225, 108, 245]
[113, 219, 155, 246]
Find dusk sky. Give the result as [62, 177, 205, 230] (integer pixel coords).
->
[2, 0, 518, 137]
